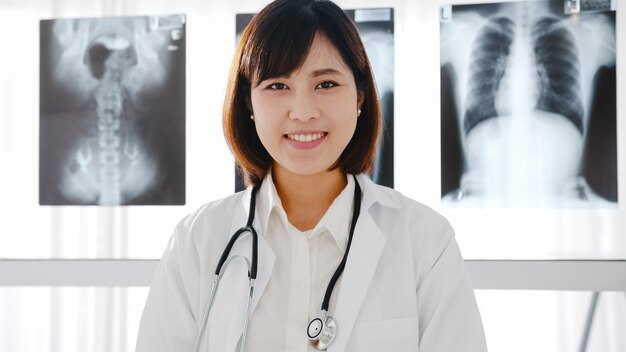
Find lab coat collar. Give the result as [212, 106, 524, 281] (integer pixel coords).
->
[241, 174, 400, 228]
[355, 174, 401, 210]
[313, 175, 355, 252]
[328, 175, 390, 352]
[253, 173, 357, 253]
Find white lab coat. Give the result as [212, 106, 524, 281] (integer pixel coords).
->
[136, 175, 487, 351]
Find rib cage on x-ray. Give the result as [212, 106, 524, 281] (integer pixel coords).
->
[464, 17, 515, 134]
[440, 1, 617, 206]
[464, 14, 585, 135]
[532, 17, 584, 133]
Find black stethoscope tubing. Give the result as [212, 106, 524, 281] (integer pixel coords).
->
[196, 176, 361, 352]
[215, 185, 260, 280]
[321, 177, 361, 312]
[219, 176, 361, 304]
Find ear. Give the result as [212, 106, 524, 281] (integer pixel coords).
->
[244, 93, 253, 114]
[357, 90, 365, 110]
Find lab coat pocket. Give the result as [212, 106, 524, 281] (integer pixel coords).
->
[356, 315, 419, 352]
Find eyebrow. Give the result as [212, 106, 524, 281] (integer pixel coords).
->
[260, 68, 344, 84]
[310, 68, 343, 77]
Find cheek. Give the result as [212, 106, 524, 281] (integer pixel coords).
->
[251, 93, 284, 120]
[325, 92, 359, 129]
[253, 111, 285, 147]
[254, 121, 280, 143]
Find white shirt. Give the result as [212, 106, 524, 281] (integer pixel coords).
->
[245, 173, 355, 351]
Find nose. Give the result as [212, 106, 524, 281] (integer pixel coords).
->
[288, 91, 320, 121]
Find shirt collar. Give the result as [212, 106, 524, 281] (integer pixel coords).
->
[255, 173, 355, 253]
[255, 171, 286, 237]
[311, 175, 354, 252]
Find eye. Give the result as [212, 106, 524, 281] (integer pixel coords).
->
[316, 81, 337, 89]
[268, 82, 288, 90]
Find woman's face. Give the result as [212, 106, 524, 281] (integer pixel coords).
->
[250, 33, 362, 179]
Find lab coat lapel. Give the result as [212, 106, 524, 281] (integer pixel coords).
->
[329, 204, 387, 352]
[208, 189, 276, 352]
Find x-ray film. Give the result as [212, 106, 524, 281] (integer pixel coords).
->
[39, 15, 186, 206]
[234, 8, 394, 192]
[440, 1, 616, 208]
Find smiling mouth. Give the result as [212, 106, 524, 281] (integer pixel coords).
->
[284, 132, 327, 142]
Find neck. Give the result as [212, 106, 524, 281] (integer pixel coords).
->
[272, 165, 348, 231]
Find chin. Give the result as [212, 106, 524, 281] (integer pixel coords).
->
[276, 161, 338, 178]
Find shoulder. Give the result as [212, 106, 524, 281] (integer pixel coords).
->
[168, 191, 247, 255]
[357, 176, 456, 269]
[179, 191, 246, 232]
[358, 175, 453, 237]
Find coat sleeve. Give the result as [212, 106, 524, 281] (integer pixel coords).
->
[135, 219, 200, 352]
[414, 216, 487, 352]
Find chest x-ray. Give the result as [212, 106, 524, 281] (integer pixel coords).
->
[234, 8, 394, 192]
[440, 1, 616, 207]
[40, 15, 186, 205]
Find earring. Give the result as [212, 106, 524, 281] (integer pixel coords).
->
[357, 109, 361, 117]
[250, 115, 255, 121]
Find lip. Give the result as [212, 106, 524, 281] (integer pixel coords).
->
[283, 130, 327, 150]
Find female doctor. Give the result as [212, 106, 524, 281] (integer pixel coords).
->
[136, 0, 487, 351]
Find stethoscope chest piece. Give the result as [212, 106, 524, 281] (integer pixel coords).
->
[307, 315, 337, 351]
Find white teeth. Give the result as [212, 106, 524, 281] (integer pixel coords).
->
[287, 132, 324, 142]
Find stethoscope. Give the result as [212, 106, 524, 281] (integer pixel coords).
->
[193, 176, 362, 352]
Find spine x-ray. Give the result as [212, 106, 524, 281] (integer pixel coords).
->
[40, 15, 186, 206]
[234, 8, 394, 192]
[440, 1, 616, 207]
